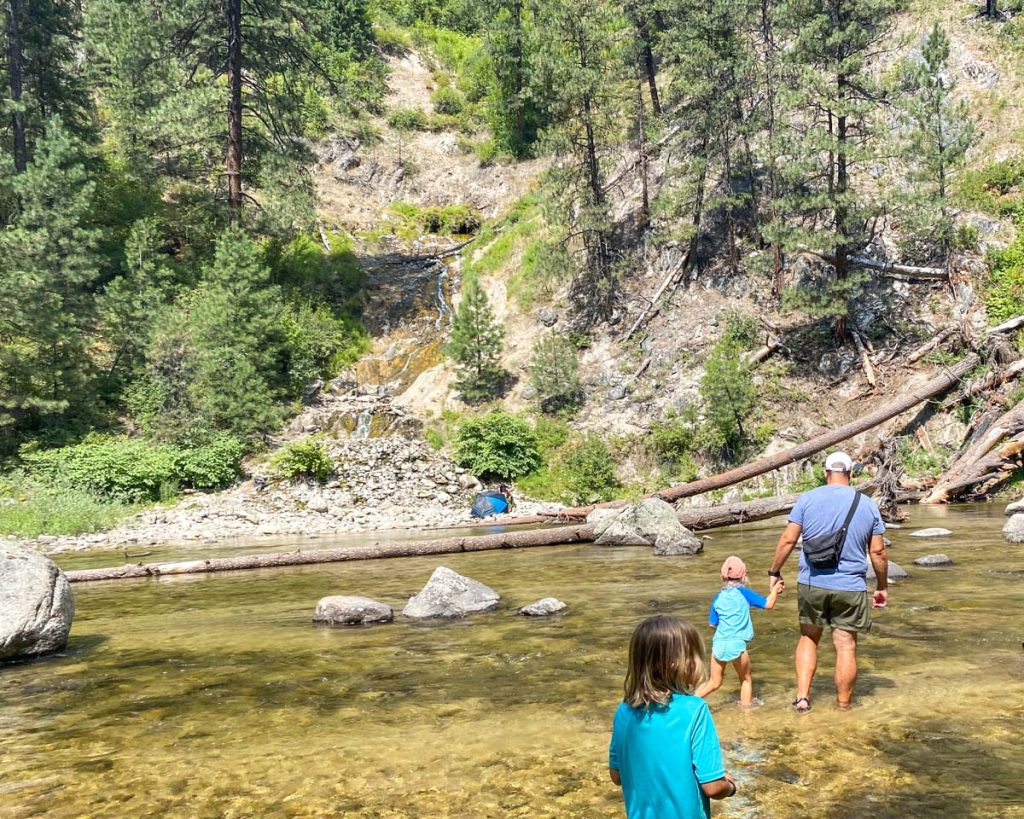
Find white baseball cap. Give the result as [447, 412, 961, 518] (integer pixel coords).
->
[824, 451, 854, 472]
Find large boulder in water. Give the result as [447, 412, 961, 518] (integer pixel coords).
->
[313, 595, 393, 626]
[1004, 498, 1024, 516]
[402, 566, 500, 619]
[867, 560, 908, 582]
[1004, 513, 1024, 543]
[0, 543, 75, 662]
[652, 530, 703, 556]
[594, 498, 685, 547]
[586, 507, 623, 538]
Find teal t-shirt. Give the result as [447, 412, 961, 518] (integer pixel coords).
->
[609, 693, 726, 819]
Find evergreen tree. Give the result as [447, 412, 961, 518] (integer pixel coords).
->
[484, 0, 541, 156]
[448, 275, 508, 403]
[1, 0, 92, 169]
[528, 332, 583, 414]
[772, 0, 900, 327]
[699, 335, 756, 457]
[0, 117, 100, 443]
[897, 24, 974, 268]
[533, 0, 630, 328]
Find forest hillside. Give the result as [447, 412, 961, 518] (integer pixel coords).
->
[3, 0, 1024, 547]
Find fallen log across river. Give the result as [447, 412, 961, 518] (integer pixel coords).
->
[65, 493, 804, 584]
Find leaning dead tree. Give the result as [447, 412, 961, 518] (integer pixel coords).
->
[921, 397, 1024, 504]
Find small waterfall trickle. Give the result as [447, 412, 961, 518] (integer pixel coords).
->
[434, 262, 451, 330]
[352, 410, 374, 439]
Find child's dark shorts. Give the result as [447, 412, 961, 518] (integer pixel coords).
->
[797, 583, 872, 632]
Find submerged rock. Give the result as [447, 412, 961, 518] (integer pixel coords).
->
[652, 530, 703, 556]
[1003, 513, 1024, 543]
[518, 597, 566, 616]
[867, 560, 908, 581]
[313, 595, 393, 626]
[0, 543, 75, 662]
[594, 499, 683, 547]
[909, 528, 953, 538]
[913, 554, 954, 567]
[402, 566, 500, 618]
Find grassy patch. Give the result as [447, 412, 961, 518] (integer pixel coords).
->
[958, 155, 1024, 217]
[0, 474, 139, 538]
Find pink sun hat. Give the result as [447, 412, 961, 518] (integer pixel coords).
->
[720, 556, 747, 581]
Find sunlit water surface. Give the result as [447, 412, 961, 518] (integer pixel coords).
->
[1, 504, 1022, 818]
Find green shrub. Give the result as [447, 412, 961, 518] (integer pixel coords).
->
[700, 336, 757, 456]
[270, 435, 335, 482]
[563, 435, 620, 504]
[529, 333, 583, 414]
[959, 155, 1024, 215]
[281, 301, 370, 392]
[453, 412, 541, 479]
[986, 223, 1024, 324]
[0, 473, 138, 537]
[431, 85, 465, 115]
[25, 436, 179, 503]
[174, 435, 245, 491]
[387, 107, 430, 131]
[533, 416, 570, 455]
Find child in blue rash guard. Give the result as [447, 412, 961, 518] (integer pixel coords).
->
[609, 615, 736, 819]
[695, 556, 783, 707]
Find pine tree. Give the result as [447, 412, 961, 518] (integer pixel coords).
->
[532, 0, 630, 328]
[772, 0, 900, 327]
[485, 0, 541, 157]
[0, 117, 101, 441]
[448, 276, 508, 403]
[1, 0, 92, 169]
[529, 332, 583, 414]
[897, 24, 974, 269]
[699, 335, 756, 457]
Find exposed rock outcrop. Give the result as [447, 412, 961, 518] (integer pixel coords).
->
[867, 560, 908, 581]
[313, 595, 393, 626]
[594, 499, 683, 546]
[402, 566, 500, 618]
[0, 543, 75, 662]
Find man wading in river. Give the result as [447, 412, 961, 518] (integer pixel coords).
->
[768, 452, 889, 713]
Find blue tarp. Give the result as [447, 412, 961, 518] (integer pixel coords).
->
[471, 491, 510, 518]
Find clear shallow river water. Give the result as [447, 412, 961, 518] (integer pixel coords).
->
[1, 504, 1022, 818]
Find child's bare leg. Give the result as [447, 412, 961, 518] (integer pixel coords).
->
[696, 657, 726, 699]
[732, 651, 753, 705]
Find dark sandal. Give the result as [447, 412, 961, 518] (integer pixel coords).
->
[793, 697, 811, 714]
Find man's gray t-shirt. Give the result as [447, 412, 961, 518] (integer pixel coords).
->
[788, 485, 885, 592]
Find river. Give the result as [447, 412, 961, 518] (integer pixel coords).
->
[1, 503, 1022, 817]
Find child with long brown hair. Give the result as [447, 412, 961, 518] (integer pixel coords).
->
[609, 615, 737, 819]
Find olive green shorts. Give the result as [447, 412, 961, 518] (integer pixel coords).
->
[797, 583, 872, 633]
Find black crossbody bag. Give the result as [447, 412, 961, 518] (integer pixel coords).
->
[802, 491, 861, 570]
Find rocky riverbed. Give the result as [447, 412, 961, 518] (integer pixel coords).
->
[24, 434, 560, 555]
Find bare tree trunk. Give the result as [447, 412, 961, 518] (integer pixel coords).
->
[921, 398, 1024, 503]
[5, 0, 27, 173]
[226, 0, 244, 217]
[635, 57, 650, 229]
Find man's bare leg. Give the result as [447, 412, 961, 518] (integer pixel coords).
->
[796, 623, 823, 702]
[832, 628, 858, 708]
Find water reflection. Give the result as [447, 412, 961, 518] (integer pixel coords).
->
[1, 504, 1022, 817]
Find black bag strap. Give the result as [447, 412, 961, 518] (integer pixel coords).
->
[838, 490, 862, 544]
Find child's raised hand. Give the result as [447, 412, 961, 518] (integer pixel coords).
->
[771, 580, 785, 595]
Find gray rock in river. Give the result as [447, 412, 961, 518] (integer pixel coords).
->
[518, 597, 566, 616]
[913, 554, 954, 567]
[909, 528, 953, 538]
[1003, 513, 1024, 543]
[867, 560, 908, 581]
[594, 498, 684, 547]
[402, 566, 500, 618]
[586, 507, 623, 538]
[652, 529, 703, 556]
[313, 595, 393, 626]
[1004, 498, 1024, 516]
[0, 543, 75, 662]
